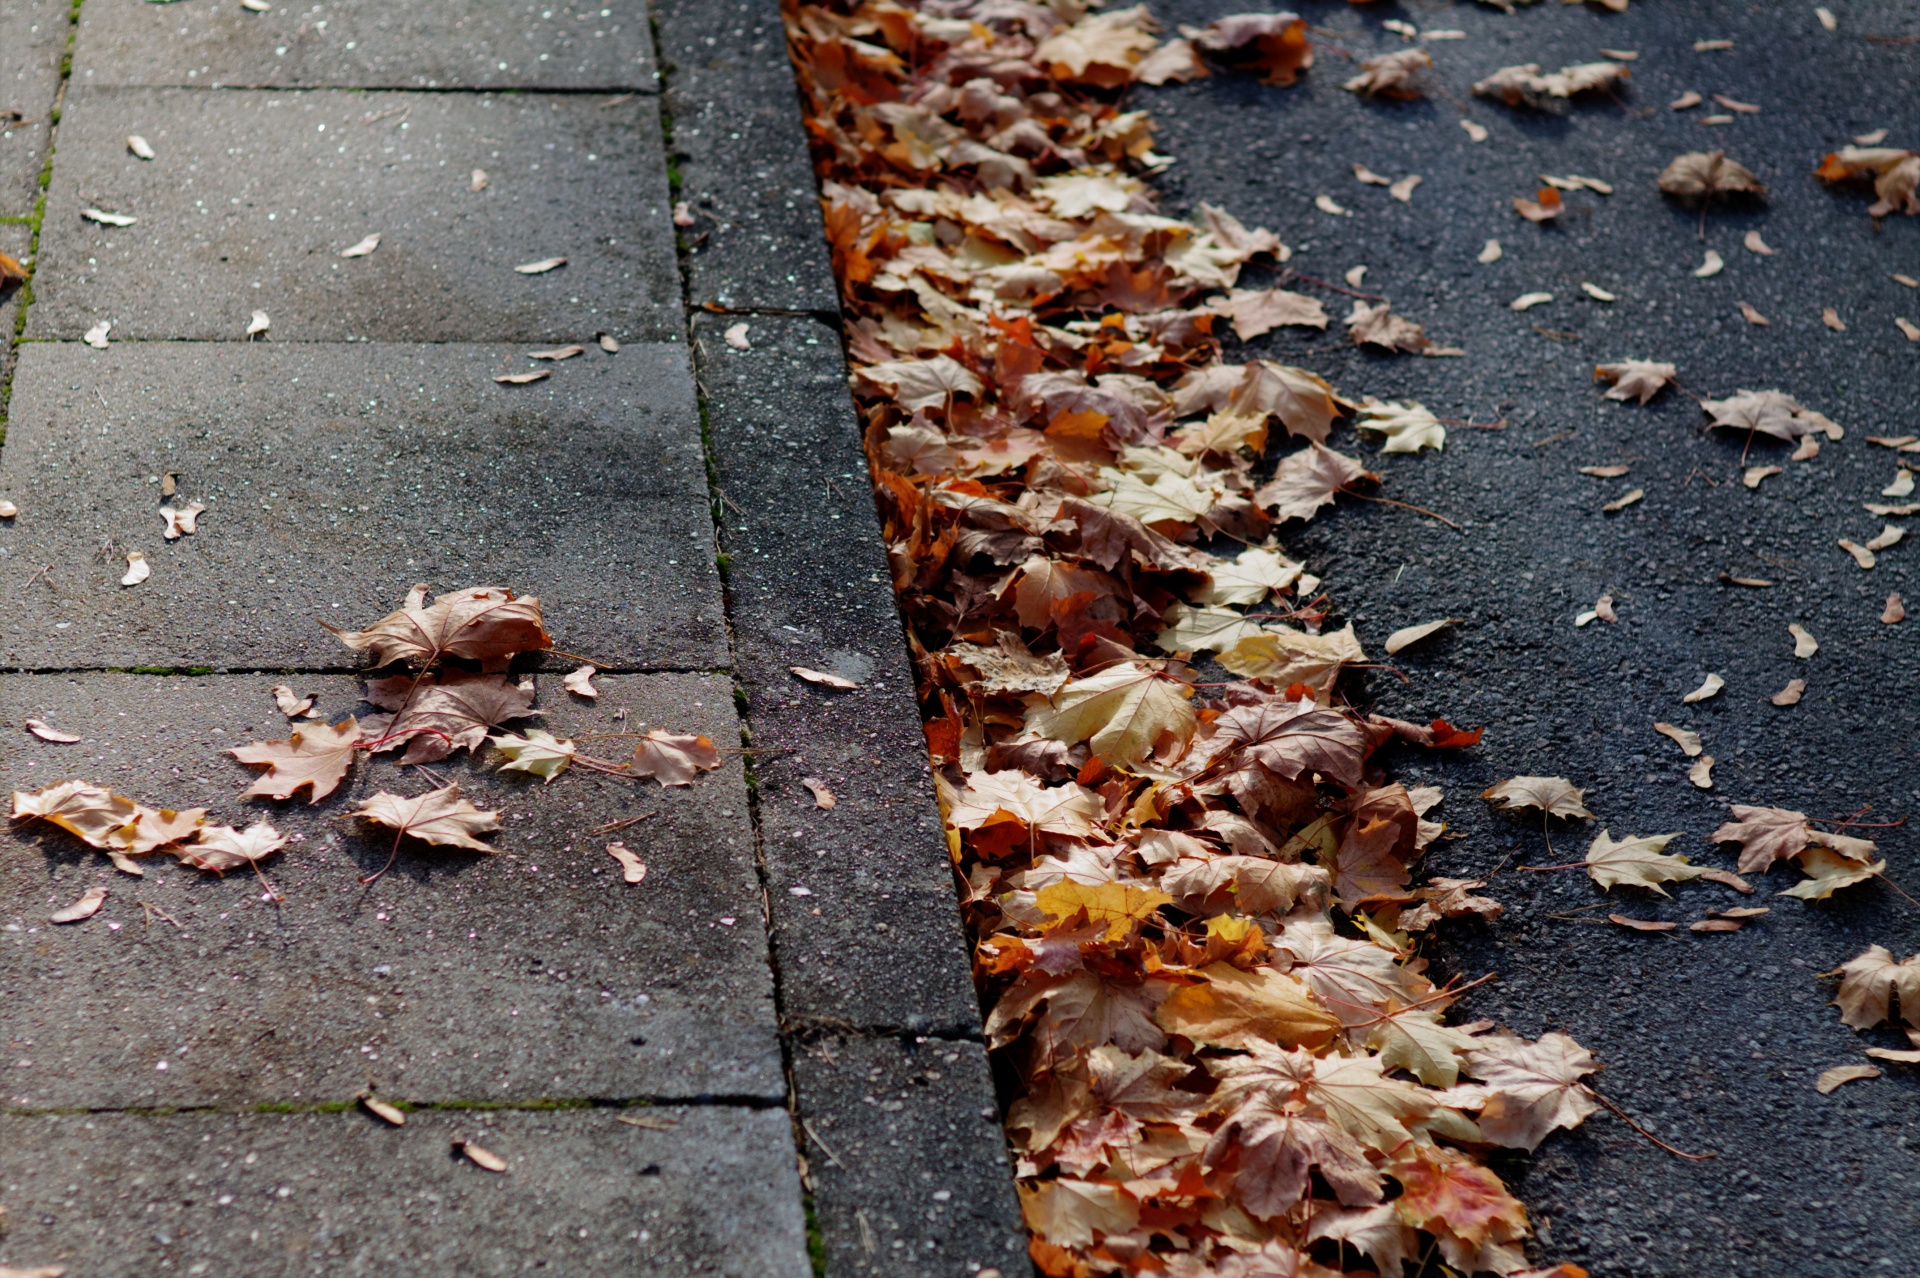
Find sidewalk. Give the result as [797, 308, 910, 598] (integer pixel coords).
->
[0, 1, 1022, 1274]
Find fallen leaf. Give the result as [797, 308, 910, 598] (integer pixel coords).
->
[1383, 618, 1456, 655]
[1513, 188, 1563, 222]
[1868, 525, 1905, 551]
[24, 719, 80, 743]
[1603, 488, 1644, 512]
[452, 1139, 508, 1171]
[246, 310, 270, 337]
[1830, 945, 1920, 1029]
[1670, 91, 1702, 110]
[1653, 722, 1703, 757]
[362, 1096, 406, 1126]
[1355, 399, 1445, 454]
[724, 322, 752, 350]
[1156, 963, 1337, 1050]
[1688, 756, 1715, 789]
[1682, 673, 1725, 703]
[1345, 300, 1432, 353]
[231, 717, 363, 803]
[1814, 147, 1920, 217]
[84, 320, 111, 349]
[1712, 94, 1760, 114]
[672, 201, 695, 227]
[1694, 39, 1735, 52]
[527, 345, 584, 361]
[1478, 238, 1502, 263]
[1455, 1031, 1599, 1151]
[471, 168, 489, 191]
[178, 820, 288, 873]
[1609, 914, 1676, 933]
[50, 886, 107, 924]
[1710, 805, 1813, 872]
[1700, 869, 1755, 893]
[1817, 6, 1837, 29]
[514, 257, 566, 274]
[1884, 593, 1906, 624]
[1353, 163, 1390, 187]
[631, 730, 722, 786]
[354, 787, 501, 853]
[1314, 194, 1348, 216]
[494, 369, 550, 385]
[120, 551, 149, 587]
[1389, 175, 1422, 203]
[801, 777, 837, 810]
[1482, 776, 1592, 820]
[597, 332, 619, 353]
[1822, 307, 1846, 331]
[127, 134, 155, 160]
[1255, 443, 1377, 522]
[1037, 880, 1173, 942]
[1663, 150, 1765, 207]
[606, 840, 647, 884]
[1885, 470, 1914, 498]
[160, 502, 205, 540]
[1595, 360, 1677, 403]
[1780, 846, 1886, 900]
[1472, 61, 1629, 109]
[1343, 265, 1367, 287]
[1899, 318, 1920, 343]
[1585, 830, 1703, 895]
[1581, 282, 1617, 302]
[324, 586, 550, 670]
[1461, 120, 1489, 142]
[1208, 286, 1328, 339]
[1580, 464, 1631, 478]
[1689, 918, 1743, 933]
[269, 685, 316, 719]
[491, 730, 576, 782]
[0, 500, 15, 518]
[1897, 274, 1920, 289]
[340, 233, 381, 258]
[564, 665, 598, 698]
[1028, 662, 1195, 768]
[1694, 250, 1725, 278]
[1343, 48, 1431, 99]
[791, 666, 858, 689]
[1702, 390, 1837, 443]
[1511, 292, 1554, 311]
[1737, 302, 1771, 326]
[1790, 623, 1819, 657]
[82, 207, 136, 227]
[1816, 1064, 1879, 1094]
[1744, 230, 1775, 255]
[1771, 679, 1806, 706]
[613, 1113, 678, 1129]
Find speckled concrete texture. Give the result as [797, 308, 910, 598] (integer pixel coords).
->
[792, 1035, 1026, 1278]
[73, 0, 657, 92]
[656, 0, 839, 312]
[0, 0, 65, 217]
[29, 87, 681, 342]
[0, 342, 726, 670]
[0, 672, 780, 1109]
[0, 1107, 809, 1277]
[694, 312, 982, 1036]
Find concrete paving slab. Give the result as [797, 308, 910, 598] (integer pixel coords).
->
[74, 0, 656, 92]
[28, 87, 681, 343]
[656, 0, 839, 313]
[792, 1035, 1024, 1278]
[693, 313, 980, 1035]
[0, 671, 782, 1109]
[0, 341, 727, 670]
[0, 0, 65, 217]
[0, 1106, 809, 1277]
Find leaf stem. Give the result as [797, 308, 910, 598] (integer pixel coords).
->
[1338, 487, 1462, 531]
[1587, 1086, 1714, 1160]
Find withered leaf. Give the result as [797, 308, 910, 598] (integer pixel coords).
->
[1659, 150, 1765, 202]
[1653, 722, 1703, 758]
[323, 586, 550, 670]
[606, 840, 647, 884]
[513, 257, 566, 275]
[354, 787, 501, 853]
[631, 730, 722, 786]
[120, 551, 150, 587]
[790, 665, 858, 689]
[13, 780, 139, 849]
[1343, 48, 1431, 99]
[1345, 300, 1431, 353]
[1790, 623, 1819, 657]
[1772, 678, 1808, 706]
[1682, 673, 1725, 703]
[451, 1138, 509, 1171]
[50, 885, 108, 924]
[1029, 662, 1195, 768]
[272, 685, 317, 718]
[24, 719, 80, 743]
[1585, 830, 1703, 896]
[1816, 1064, 1880, 1094]
[178, 820, 288, 874]
[1482, 776, 1592, 820]
[231, 717, 363, 803]
[340, 233, 381, 258]
[1610, 914, 1676, 933]
[491, 730, 575, 782]
[801, 777, 837, 810]
[1711, 805, 1812, 873]
[363, 670, 537, 764]
[1702, 391, 1835, 443]
[527, 345, 584, 361]
[1383, 618, 1456, 655]
[1254, 443, 1377, 523]
[361, 1095, 406, 1126]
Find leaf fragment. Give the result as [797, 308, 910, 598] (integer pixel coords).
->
[25, 719, 80, 743]
[724, 322, 752, 350]
[631, 730, 722, 786]
[1688, 755, 1715, 789]
[1742, 465, 1781, 489]
[1816, 1064, 1879, 1094]
[127, 135, 155, 160]
[1683, 673, 1725, 703]
[606, 840, 647, 884]
[1661, 151, 1765, 204]
[801, 777, 837, 810]
[1884, 593, 1906, 624]
[494, 369, 550, 385]
[1477, 238, 1502, 264]
[491, 730, 575, 782]
[50, 886, 107, 924]
[1510, 292, 1554, 312]
[1602, 488, 1644, 512]
[120, 551, 150, 587]
[1383, 618, 1457, 655]
[1744, 230, 1775, 255]
[1609, 914, 1676, 933]
[563, 665, 598, 698]
[1461, 120, 1489, 143]
[84, 320, 111, 349]
[361, 1096, 406, 1126]
[1580, 464, 1630, 478]
[1789, 623, 1818, 657]
[1693, 250, 1725, 278]
[1737, 301, 1770, 326]
[471, 169, 489, 191]
[1581, 282, 1617, 302]
[160, 501, 205, 540]
[513, 257, 566, 275]
[1653, 722, 1703, 757]
[82, 207, 136, 227]
[1595, 360, 1676, 403]
[1771, 678, 1806, 706]
[452, 1139, 508, 1172]
[340, 233, 381, 258]
[246, 310, 270, 337]
[527, 345, 584, 361]
[790, 665, 858, 689]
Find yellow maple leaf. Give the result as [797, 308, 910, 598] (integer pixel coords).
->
[1036, 879, 1173, 942]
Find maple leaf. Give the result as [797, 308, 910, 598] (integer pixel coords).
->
[1088, 1045, 1198, 1121]
[1830, 945, 1920, 1030]
[1162, 854, 1326, 917]
[1208, 1100, 1381, 1215]
[1815, 146, 1920, 217]
[1019, 1179, 1140, 1250]
[1274, 918, 1428, 1028]
[1189, 12, 1313, 86]
[230, 717, 363, 804]
[1398, 878, 1504, 934]
[1305, 1204, 1419, 1277]
[1778, 845, 1885, 900]
[1197, 546, 1303, 607]
[12, 780, 139, 849]
[1480, 776, 1593, 820]
[948, 770, 1103, 839]
[1584, 829, 1703, 895]
[1595, 360, 1677, 404]
[1458, 1031, 1599, 1150]
[1206, 287, 1327, 340]
[1253, 443, 1376, 522]
[855, 355, 984, 412]
[1027, 662, 1196, 769]
[1088, 467, 1228, 532]
[491, 730, 576, 782]
[363, 671, 537, 764]
[1658, 150, 1766, 203]
[353, 786, 502, 853]
[1155, 963, 1338, 1050]
[322, 587, 551, 670]
[1367, 1007, 1484, 1088]
[1345, 300, 1431, 353]
[108, 805, 209, 857]
[1193, 700, 1370, 788]
[1217, 624, 1365, 693]
[1343, 48, 1431, 99]
[1036, 879, 1173, 942]
[1171, 410, 1269, 458]
[1392, 1143, 1529, 1249]
[946, 636, 1072, 696]
[1701, 390, 1835, 443]
[1710, 805, 1811, 873]
[178, 820, 289, 874]
[1231, 361, 1345, 443]
[1155, 603, 1267, 655]
[631, 730, 722, 786]
[1308, 1050, 1440, 1153]
[1355, 399, 1445, 454]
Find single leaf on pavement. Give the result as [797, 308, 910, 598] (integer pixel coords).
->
[1383, 618, 1456, 655]
[25, 719, 80, 743]
[1610, 914, 1677, 932]
[791, 665, 858, 689]
[1356, 400, 1445, 454]
[322, 586, 551, 670]
[231, 717, 363, 803]
[631, 730, 722, 786]
[50, 885, 108, 924]
[1702, 392, 1835, 444]
[452, 1138, 509, 1171]
[1585, 830, 1703, 895]
[12, 780, 139, 848]
[272, 685, 317, 718]
[178, 820, 289, 873]
[1816, 1064, 1880, 1094]
[1779, 846, 1885, 901]
[1653, 722, 1703, 757]
[1710, 805, 1810, 872]
[354, 787, 502, 853]
[606, 840, 647, 884]
[1481, 776, 1593, 820]
[491, 729, 576, 782]
[1682, 673, 1724, 703]
[1830, 945, 1920, 1030]
[1658, 150, 1766, 202]
[801, 777, 837, 810]
[1594, 362, 1678, 403]
[513, 257, 566, 275]
[362, 1095, 406, 1126]
[564, 665, 598, 698]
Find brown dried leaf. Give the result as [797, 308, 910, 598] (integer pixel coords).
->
[1595, 360, 1677, 404]
[632, 730, 722, 787]
[49, 885, 108, 924]
[1481, 776, 1593, 820]
[801, 777, 837, 810]
[230, 717, 363, 804]
[178, 820, 288, 874]
[1659, 150, 1766, 202]
[24, 719, 80, 743]
[790, 666, 858, 689]
[606, 840, 647, 884]
[353, 786, 501, 853]
[451, 1138, 509, 1171]
[323, 586, 551, 670]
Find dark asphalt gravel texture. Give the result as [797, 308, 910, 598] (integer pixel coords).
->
[1139, 1, 1920, 1273]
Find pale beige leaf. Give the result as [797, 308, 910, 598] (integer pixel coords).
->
[24, 719, 80, 743]
[1462, 120, 1489, 143]
[1482, 776, 1592, 820]
[13, 780, 139, 849]
[513, 257, 566, 274]
[1867, 525, 1905, 552]
[1027, 662, 1196, 768]
[452, 1139, 509, 1171]
[1458, 1032, 1599, 1151]
[1694, 250, 1725, 278]
[1779, 847, 1885, 900]
[1744, 229, 1775, 255]
[491, 729, 575, 782]
[1510, 292, 1554, 312]
[1771, 678, 1807, 706]
[527, 345, 584, 361]
[801, 777, 837, 810]
[1254, 444, 1376, 523]
[563, 665, 598, 698]
[362, 1096, 406, 1126]
[1585, 830, 1703, 895]
[1581, 282, 1617, 302]
[178, 820, 288, 873]
[1816, 1064, 1880, 1094]
[271, 685, 316, 718]
[1682, 673, 1725, 703]
[1595, 360, 1676, 404]
[606, 840, 647, 884]
[1383, 618, 1457, 655]
[1216, 624, 1365, 693]
[1610, 914, 1676, 932]
[1824, 307, 1847, 332]
[1830, 945, 1920, 1029]
[1653, 723, 1703, 757]
[948, 769, 1102, 838]
[631, 730, 721, 786]
[82, 207, 136, 226]
[1790, 623, 1818, 657]
[1688, 755, 1715, 789]
[1356, 399, 1445, 453]
[1743, 465, 1781, 489]
[127, 134, 155, 160]
[1884, 593, 1906, 624]
[340, 233, 381, 258]
[120, 551, 150, 587]
[791, 665, 858, 689]
[324, 586, 550, 669]
[353, 786, 501, 853]
[1580, 464, 1631, 478]
[1838, 540, 1878, 569]
[50, 886, 108, 924]
[1478, 238, 1502, 263]
[495, 369, 550, 385]
[1603, 488, 1644, 512]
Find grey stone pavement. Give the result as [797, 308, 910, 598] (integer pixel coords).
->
[0, 2, 1023, 1276]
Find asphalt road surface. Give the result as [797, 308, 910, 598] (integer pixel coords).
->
[1140, 1, 1920, 1273]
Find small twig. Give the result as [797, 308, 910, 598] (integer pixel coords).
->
[1588, 1086, 1714, 1160]
[591, 810, 659, 836]
[801, 1118, 847, 1168]
[140, 900, 182, 930]
[1338, 487, 1463, 531]
[22, 563, 52, 592]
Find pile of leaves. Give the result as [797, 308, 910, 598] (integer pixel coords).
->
[783, 2, 1596, 1272]
[15, 586, 720, 896]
